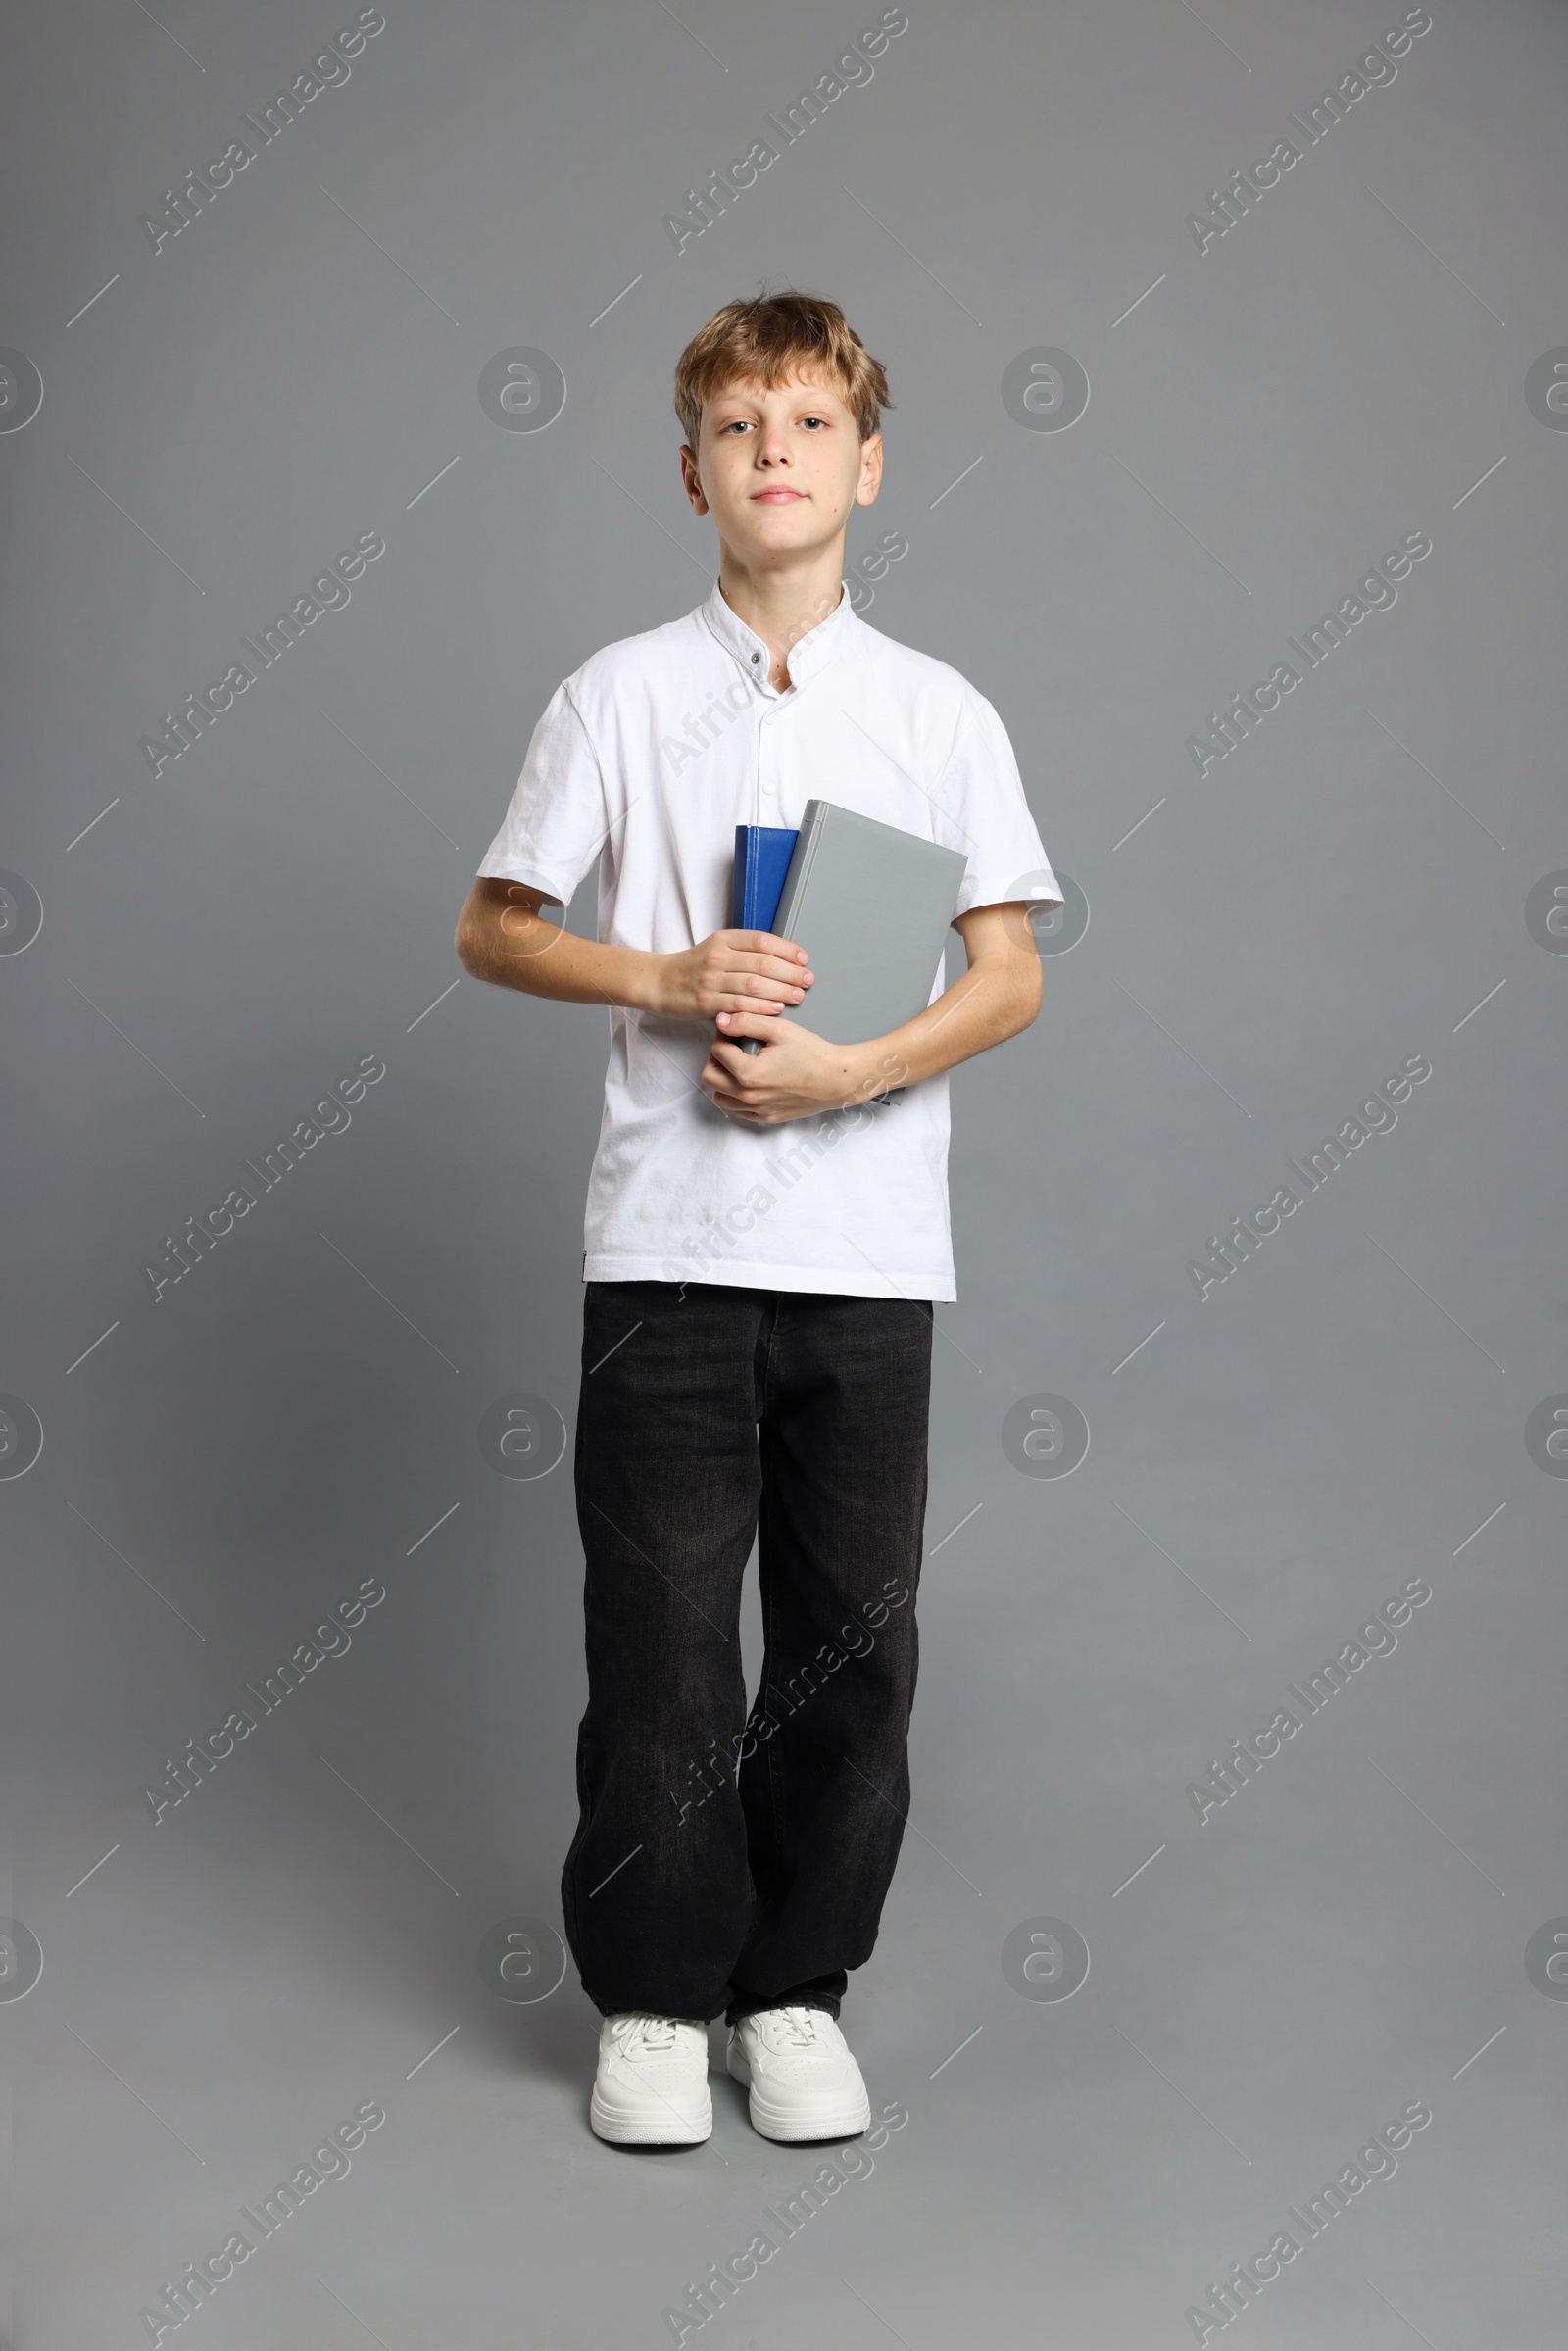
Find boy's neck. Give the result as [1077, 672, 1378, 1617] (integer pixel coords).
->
[716, 549, 846, 693]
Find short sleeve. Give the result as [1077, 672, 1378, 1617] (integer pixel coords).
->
[931, 687, 1063, 917]
[474, 681, 611, 906]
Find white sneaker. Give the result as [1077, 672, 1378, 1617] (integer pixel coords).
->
[590, 2012, 713, 2145]
[725, 2004, 871, 2142]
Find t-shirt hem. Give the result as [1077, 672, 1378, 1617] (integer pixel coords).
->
[473, 857, 575, 904]
[583, 1251, 955, 1301]
[956, 872, 1064, 916]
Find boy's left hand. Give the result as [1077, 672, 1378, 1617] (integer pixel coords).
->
[701, 1011, 897, 1124]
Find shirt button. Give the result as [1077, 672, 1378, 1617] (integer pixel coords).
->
[750, 651, 761, 664]
[761, 778, 774, 795]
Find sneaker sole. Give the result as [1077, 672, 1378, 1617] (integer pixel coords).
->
[726, 2047, 870, 2143]
[590, 2088, 712, 2146]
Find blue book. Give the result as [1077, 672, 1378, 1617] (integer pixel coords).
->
[731, 823, 799, 932]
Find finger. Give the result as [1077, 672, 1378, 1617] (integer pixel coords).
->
[718, 966, 804, 996]
[743, 929, 810, 962]
[715, 962, 810, 1001]
[710, 1085, 773, 1120]
[702, 1061, 760, 1107]
[712, 1011, 786, 1044]
[715, 993, 797, 1018]
[718, 1010, 826, 1049]
[734, 952, 813, 986]
[708, 1038, 769, 1077]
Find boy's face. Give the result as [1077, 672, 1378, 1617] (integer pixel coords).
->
[680, 368, 881, 567]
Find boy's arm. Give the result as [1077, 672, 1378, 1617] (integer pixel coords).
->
[453, 876, 814, 1022]
[702, 901, 1044, 1124]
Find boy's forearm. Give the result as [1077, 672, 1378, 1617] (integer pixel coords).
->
[458, 895, 661, 1012]
[845, 954, 1041, 1093]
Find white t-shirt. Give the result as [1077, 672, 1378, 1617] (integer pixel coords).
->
[476, 579, 1060, 1300]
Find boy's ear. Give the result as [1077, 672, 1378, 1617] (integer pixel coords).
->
[679, 442, 709, 514]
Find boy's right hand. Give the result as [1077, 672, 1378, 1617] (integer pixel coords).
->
[648, 929, 813, 1023]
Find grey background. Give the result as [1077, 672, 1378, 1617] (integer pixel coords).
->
[3, 0, 1565, 2341]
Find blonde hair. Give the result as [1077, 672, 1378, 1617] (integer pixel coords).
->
[673, 289, 892, 449]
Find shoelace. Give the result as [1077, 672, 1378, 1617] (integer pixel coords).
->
[610, 2012, 683, 2056]
[771, 2005, 831, 2048]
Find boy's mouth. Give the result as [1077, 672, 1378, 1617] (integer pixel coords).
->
[752, 486, 806, 503]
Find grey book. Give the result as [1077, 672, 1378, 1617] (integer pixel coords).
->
[740, 799, 968, 1081]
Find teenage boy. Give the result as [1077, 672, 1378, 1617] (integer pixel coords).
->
[455, 291, 1060, 2147]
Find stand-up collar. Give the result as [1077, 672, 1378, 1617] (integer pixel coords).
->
[701, 576, 857, 692]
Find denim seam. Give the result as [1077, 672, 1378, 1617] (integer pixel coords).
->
[757, 1303, 789, 1864]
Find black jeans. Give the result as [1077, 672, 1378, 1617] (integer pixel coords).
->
[561, 1280, 933, 2026]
